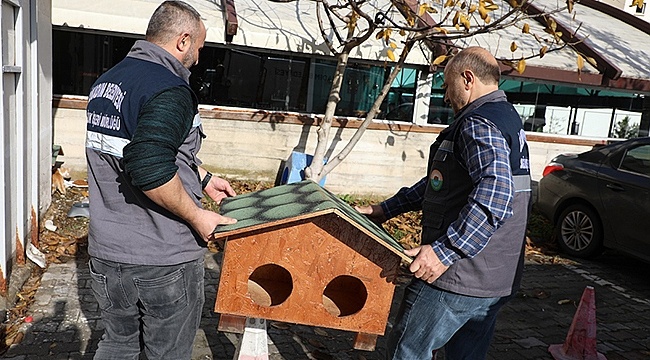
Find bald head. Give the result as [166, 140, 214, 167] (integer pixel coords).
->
[145, 1, 203, 46]
[442, 47, 501, 113]
[446, 47, 500, 86]
[145, 1, 206, 69]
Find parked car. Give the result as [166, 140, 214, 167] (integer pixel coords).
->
[536, 137, 650, 262]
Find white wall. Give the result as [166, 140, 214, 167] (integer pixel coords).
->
[0, 0, 52, 301]
[53, 102, 604, 197]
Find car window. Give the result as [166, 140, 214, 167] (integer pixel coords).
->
[428, 106, 454, 125]
[619, 145, 650, 177]
[383, 103, 414, 122]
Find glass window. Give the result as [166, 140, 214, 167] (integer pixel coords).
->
[376, 67, 418, 122]
[312, 60, 386, 118]
[428, 72, 454, 125]
[53, 30, 135, 95]
[499, 77, 647, 138]
[190, 49, 310, 111]
[50, 29, 650, 137]
[620, 145, 650, 176]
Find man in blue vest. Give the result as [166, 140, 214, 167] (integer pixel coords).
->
[357, 46, 531, 359]
[85, 1, 236, 358]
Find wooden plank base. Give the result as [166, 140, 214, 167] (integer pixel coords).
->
[218, 313, 247, 334]
[353, 332, 378, 351]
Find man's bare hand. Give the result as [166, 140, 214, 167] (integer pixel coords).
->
[196, 208, 236, 242]
[355, 204, 387, 224]
[144, 174, 237, 243]
[204, 176, 236, 205]
[404, 245, 449, 284]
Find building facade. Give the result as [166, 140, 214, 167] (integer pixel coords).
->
[49, 0, 650, 195]
[0, 0, 52, 309]
[52, 0, 650, 136]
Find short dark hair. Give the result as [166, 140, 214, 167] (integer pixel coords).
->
[447, 47, 500, 85]
[145, 1, 202, 45]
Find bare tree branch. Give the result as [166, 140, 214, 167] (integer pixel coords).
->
[294, 0, 589, 182]
[316, 1, 340, 54]
[321, 35, 416, 176]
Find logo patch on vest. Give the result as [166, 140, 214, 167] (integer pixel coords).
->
[430, 169, 443, 191]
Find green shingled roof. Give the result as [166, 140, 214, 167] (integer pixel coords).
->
[213, 180, 410, 262]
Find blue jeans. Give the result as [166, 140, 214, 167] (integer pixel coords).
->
[88, 256, 205, 360]
[387, 279, 509, 360]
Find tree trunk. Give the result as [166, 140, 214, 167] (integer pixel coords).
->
[317, 38, 415, 181]
[304, 51, 349, 182]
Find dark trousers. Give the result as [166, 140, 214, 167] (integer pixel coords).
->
[387, 279, 509, 360]
[88, 256, 205, 360]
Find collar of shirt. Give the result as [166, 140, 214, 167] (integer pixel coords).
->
[454, 90, 507, 121]
[126, 40, 191, 83]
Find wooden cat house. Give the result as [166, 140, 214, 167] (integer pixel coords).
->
[212, 180, 411, 350]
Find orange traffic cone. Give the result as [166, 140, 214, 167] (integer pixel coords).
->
[548, 286, 606, 360]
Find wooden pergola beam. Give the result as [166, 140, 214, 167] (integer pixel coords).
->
[222, 0, 238, 37]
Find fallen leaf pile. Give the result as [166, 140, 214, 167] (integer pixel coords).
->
[230, 179, 276, 194]
[383, 211, 422, 250]
[524, 237, 576, 265]
[39, 187, 90, 264]
[526, 206, 555, 243]
[0, 266, 43, 353]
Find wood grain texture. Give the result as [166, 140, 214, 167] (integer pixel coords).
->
[215, 213, 400, 335]
[217, 313, 246, 334]
[353, 333, 378, 351]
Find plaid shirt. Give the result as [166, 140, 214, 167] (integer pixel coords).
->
[381, 116, 514, 266]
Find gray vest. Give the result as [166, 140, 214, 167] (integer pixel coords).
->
[85, 45, 206, 266]
[421, 96, 531, 297]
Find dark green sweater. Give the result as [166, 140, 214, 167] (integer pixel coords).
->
[123, 86, 195, 191]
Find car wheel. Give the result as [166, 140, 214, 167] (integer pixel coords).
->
[555, 204, 603, 258]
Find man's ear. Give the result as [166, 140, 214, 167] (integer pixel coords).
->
[462, 70, 473, 87]
[177, 33, 191, 52]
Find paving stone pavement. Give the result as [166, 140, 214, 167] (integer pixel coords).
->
[2, 249, 650, 360]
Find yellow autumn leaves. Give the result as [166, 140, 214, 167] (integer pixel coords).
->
[476, 0, 499, 24]
[575, 53, 598, 76]
[510, 26, 528, 74]
[451, 0, 499, 29]
[345, 11, 359, 33]
[507, 20, 550, 75]
[507, 9, 565, 75]
[630, 0, 645, 10]
[374, 0, 593, 77]
[544, 18, 563, 43]
[432, 54, 448, 65]
[413, 0, 499, 33]
[418, 3, 438, 15]
[379, 0, 502, 64]
[376, 28, 400, 61]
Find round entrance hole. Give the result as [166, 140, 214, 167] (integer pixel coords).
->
[247, 264, 293, 307]
[322, 275, 368, 317]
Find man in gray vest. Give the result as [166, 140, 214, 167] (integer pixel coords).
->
[357, 46, 531, 359]
[85, 1, 236, 359]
